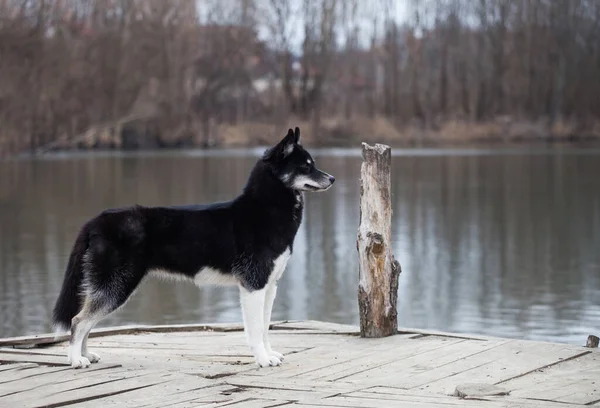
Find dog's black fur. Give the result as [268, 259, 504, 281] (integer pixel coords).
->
[53, 127, 334, 331]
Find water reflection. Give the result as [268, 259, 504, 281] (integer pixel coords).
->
[1, 149, 599, 344]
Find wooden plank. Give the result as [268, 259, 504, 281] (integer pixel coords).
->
[0, 321, 597, 408]
[76, 351, 254, 380]
[393, 341, 590, 393]
[3, 370, 176, 408]
[29, 345, 259, 378]
[499, 350, 600, 405]
[277, 335, 463, 381]
[295, 396, 461, 408]
[0, 363, 38, 372]
[337, 391, 471, 406]
[86, 340, 303, 359]
[243, 334, 422, 379]
[0, 320, 511, 349]
[156, 400, 220, 408]
[272, 321, 360, 334]
[0, 364, 71, 386]
[294, 404, 385, 408]
[1, 367, 157, 403]
[0, 321, 258, 348]
[217, 385, 341, 402]
[325, 391, 585, 408]
[211, 398, 292, 408]
[396, 327, 504, 341]
[332, 339, 532, 387]
[145, 383, 285, 408]
[84, 345, 256, 362]
[0, 347, 65, 357]
[93, 331, 231, 344]
[0, 365, 134, 398]
[325, 338, 508, 383]
[0, 320, 293, 349]
[130, 383, 241, 408]
[0, 364, 41, 383]
[227, 376, 365, 394]
[307, 336, 472, 382]
[294, 402, 581, 408]
[0, 350, 73, 366]
[72, 375, 216, 408]
[296, 400, 468, 408]
[241, 349, 355, 378]
[362, 386, 588, 407]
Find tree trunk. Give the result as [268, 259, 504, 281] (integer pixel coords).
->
[439, 36, 448, 116]
[357, 143, 401, 338]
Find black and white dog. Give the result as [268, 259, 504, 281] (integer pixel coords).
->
[52, 127, 334, 369]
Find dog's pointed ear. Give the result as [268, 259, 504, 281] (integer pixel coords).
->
[262, 128, 297, 162]
[281, 128, 296, 156]
[285, 128, 295, 144]
[294, 127, 301, 144]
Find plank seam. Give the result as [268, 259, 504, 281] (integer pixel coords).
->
[330, 339, 470, 381]
[410, 359, 497, 389]
[291, 339, 455, 381]
[0, 321, 299, 348]
[31, 381, 167, 408]
[397, 331, 487, 341]
[495, 350, 592, 385]
[0, 366, 72, 386]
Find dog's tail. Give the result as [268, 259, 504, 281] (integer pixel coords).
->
[52, 224, 90, 333]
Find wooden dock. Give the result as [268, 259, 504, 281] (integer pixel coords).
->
[0, 321, 597, 408]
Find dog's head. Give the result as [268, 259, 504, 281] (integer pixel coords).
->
[263, 127, 335, 192]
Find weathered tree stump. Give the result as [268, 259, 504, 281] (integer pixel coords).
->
[357, 143, 401, 338]
[586, 335, 599, 348]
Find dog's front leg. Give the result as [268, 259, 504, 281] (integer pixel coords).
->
[263, 282, 284, 361]
[239, 286, 282, 367]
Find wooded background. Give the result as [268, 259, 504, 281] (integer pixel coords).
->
[1, 0, 599, 155]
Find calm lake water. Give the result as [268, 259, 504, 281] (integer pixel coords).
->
[1, 147, 599, 344]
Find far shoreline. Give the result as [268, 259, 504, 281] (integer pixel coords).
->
[3, 116, 600, 159]
[4, 139, 600, 163]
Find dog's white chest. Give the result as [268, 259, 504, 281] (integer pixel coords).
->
[270, 248, 291, 284]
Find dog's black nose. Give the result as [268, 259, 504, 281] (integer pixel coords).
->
[329, 176, 335, 184]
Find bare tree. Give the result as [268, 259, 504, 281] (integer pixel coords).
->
[1, 0, 600, 156]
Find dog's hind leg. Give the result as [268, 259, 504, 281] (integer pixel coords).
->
[68, 297, 105, 368]
[68, 268, 145, 368]
[80, 302, 104, 364]
[263, 282, 283, 361]
[239, 285, 281, 367]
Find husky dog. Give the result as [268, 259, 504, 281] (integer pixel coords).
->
[52, 127, 334, 369]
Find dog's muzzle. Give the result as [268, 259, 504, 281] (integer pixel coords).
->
[306, 171, 334, 191]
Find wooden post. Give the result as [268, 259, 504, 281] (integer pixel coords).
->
[357, 143, 401, 338]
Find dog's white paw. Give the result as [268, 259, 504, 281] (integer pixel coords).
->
[268, 350, 284, 361]
[84, 351, 101, 363]
[255, 354, 282, 368]
[70, 356, 91, 369]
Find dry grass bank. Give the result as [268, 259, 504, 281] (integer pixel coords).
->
[218, 116, 600, 148]
[4, 115, 600, 157]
